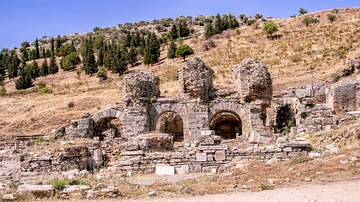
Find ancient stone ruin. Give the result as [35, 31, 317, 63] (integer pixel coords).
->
[2, 57, 360, 196]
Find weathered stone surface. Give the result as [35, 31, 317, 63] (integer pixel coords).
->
[17, 184, 54, 195]
[327, 82, 356, 115]
[232, 58, 272, 102]
[178, 57, 214, 100]
[196, 153, 207, 162]
[249, 127, 272, 144]
[135, 133, 173, 151]
[199, 39, 216, 51]
[155, 164, 174, 175]
[123, 71, 160, 104]
[214, 150, 226, 161]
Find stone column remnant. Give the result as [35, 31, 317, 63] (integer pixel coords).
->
[232, 58, 273, 103]
[178, 57, 214, 100]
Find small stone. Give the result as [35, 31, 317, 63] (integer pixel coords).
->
[148, 191, 157, 197]
[288, 167, 293, 171]
[232, 184, 238, 188]
[286, 178, 290, 182]
[248, 179, 254, 182]
[304, 177, 312, 182]
[242, 185, 249, 189]
[266, 158, 278, 165]
[268, 178, 276, 184]
[87, 190, 97, 199]
[316, 172, 323, 175]
[2, 194, 14, 200]
[339, 160, 348, 165]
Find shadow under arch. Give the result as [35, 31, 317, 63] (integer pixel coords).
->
[209, 110, 242, 139]
[93, 117, 122, 140]
[155, 110, 184, 142]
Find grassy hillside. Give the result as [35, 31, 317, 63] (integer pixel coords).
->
[1, 8, 360, 137]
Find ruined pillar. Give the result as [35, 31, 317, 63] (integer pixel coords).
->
[178, 57, 214, 101]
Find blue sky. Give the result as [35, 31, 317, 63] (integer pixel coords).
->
[0, 0, 359, 49]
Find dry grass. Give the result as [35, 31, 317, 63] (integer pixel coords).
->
[1, 8, 360, 137]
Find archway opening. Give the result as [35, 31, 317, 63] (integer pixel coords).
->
[155, 111, 184, 142]
[94, 117, 122, 140]
[209, 111, 242, 139]
[276, 104, 296, 133]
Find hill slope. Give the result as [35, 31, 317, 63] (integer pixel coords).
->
[1, 8, 360, 137]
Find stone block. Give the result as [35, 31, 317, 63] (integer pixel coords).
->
[155, 164, 174, 175]
[295, 89, 307, 99]
[196, 153, 207, 162]
[200, 130, 215, 136]
[174, 165, 189, 174]
[283, 147, 292, 152]
[215, 150, 226, 161]
[327, 82, 357, 115]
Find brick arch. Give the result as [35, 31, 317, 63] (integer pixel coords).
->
[92, 109, 123, 123]
[92, 108, 124, 140]
[208, 102, 245, 119]
[148, 103, 186, 131]
[208, 102, 245, 139]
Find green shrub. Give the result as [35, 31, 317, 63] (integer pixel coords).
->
[302, 17, 319, 27]
[49, 178, 68, 191]
[246, 19, 256, 26]
[331, 73, 340, 82]
[261, 183, 274, 190]
[356, 130, 360, 139]
[37, 81, 46, 89]
[96, 68, 107, 80]
[0, 86, 6, 96]
[327, 14, 336, 23]
[39, 87, 53, 95]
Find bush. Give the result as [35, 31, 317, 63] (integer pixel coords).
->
[37, 81, 46, 89]
[48, 178, 83, 191]
[327, 14, 336, 23]
[60, 52, 81, 71]
[96, 67, 107, 80]
[39, 87, 53, 95]
[175, 44, 194, 61]
[261, 183, 274, 190]
[356, 130, 360, 139]
[302, 17, 319, 27]
[331, 73, 340, 82]
[246, 19, 256, 26]
[15, 75, 33, 90]
[262, 21, 278, 38]
[0, 86, 6, 96]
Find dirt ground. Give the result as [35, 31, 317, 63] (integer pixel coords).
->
[121, 178, 360, 202]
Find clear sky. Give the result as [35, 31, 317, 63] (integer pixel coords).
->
[0, 0, 359, 49]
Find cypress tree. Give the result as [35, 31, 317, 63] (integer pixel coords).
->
[214, 13, 223, 34]
[205, 22, 214, 39]
[143, 32, 160, 66]
[51, 37, 55, 52]
[127, 43, 138, 67]
[169, 24, 178, 40]
[167, 40, 177, 60]
[32, 60, 40, 79]
[82, 38, 97, 76]
[124, 33, 132, 47]
[40, 57, 49, 77]
[48, 52, 59, 75]
[178, 20, 190, 37]
[35, 38, 40, 59]
[8, 53, 20, 79]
